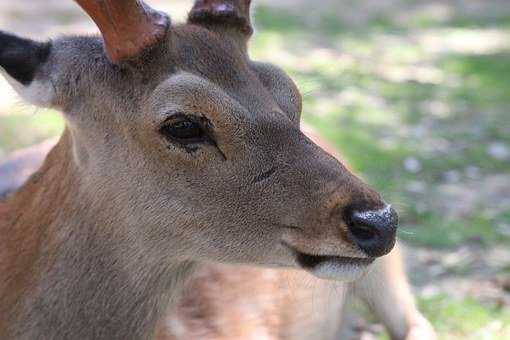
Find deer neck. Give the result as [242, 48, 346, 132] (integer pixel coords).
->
[0, 130, 195, 340]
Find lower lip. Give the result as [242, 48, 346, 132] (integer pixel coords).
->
[296, 252, 375, 282]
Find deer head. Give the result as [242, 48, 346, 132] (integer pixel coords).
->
[0, 0, 397, 284]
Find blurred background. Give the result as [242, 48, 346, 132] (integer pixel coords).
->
[1, 0, 509, 338]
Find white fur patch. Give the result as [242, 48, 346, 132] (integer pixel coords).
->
[0, 68, 55, 107]
[310, 260, 371, 282]
[246, 329, 272, 340]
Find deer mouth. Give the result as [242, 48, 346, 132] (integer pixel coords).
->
[284, 243, 375, 281]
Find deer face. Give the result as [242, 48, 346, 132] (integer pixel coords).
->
[0, 0, 397, 282]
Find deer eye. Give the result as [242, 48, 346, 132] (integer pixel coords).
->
[161, 115, 205, 143]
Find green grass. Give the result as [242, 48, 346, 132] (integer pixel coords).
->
[359, 293, 510, 340]
[0, 110, 64, 154]
[400, 211, 510, 248]
[418, 295, 510, 340]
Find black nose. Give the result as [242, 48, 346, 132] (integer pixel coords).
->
[347, 206, 398, 257]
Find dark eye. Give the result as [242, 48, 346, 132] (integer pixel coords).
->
[161, 116, 205, 143]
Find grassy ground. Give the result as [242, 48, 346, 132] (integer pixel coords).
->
[1, 1, 509, 339]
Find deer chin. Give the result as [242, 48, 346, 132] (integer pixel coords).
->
[299, 254, 374, 282]
[286, 245, 375, 282]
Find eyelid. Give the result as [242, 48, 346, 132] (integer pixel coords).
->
[163, 112, 195, 124]
[162, 111, 213, 127]
[159, 112, 216, 143]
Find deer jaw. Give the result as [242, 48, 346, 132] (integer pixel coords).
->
[0, 1, 398, 339]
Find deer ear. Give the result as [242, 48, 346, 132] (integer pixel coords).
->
[251, 62, 302, 124]
[0, 31, 56, 108]
[188, 0, 253, 49]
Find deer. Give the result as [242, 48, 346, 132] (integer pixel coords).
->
[0, 0, 436, 339]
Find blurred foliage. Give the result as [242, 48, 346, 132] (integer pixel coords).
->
[418, 295, 510, 340]
[0, 109, 63, 156]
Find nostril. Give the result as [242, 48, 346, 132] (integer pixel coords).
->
[349, 223, 377, 242]
[346, 205, 398, 257]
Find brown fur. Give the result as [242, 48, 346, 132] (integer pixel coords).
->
[0, 132, 435, 340]
[0, 1, 435, 339]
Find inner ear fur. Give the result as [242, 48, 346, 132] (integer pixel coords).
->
[0, 31, 51, 85]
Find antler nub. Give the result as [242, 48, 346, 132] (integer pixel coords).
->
[189, 0, 253, 35]
[75, 0, 170, 63]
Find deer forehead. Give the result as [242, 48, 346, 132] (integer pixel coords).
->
[147, 72, 283, 124]
[54, 26, 292, 125]
[164, 26, 286, 105]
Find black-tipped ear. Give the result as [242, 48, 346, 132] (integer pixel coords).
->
[0, 31, 51, 85]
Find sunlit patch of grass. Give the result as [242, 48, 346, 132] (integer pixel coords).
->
[0, 110, 64, 154]
[442, 52, 510, 104]
[400, 211, 510, 249]
[448, 15, 510, 29]
[254, 7, 307, 34]
[360, 293, 510, 340]
[418, 294, 510, 340]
